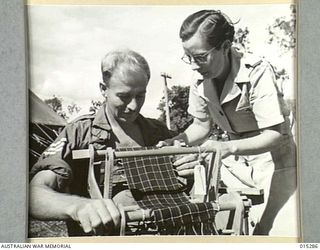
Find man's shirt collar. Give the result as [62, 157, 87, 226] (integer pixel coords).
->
[92, 103, 112, 131]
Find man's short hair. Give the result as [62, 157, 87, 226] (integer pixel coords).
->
[101, 49, 151, 86]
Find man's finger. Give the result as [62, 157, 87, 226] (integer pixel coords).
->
[95, 200, 112, 226]
[104, 199, 121, 228]
[87, 206, 103, 229]
[78, 213, 92, 233]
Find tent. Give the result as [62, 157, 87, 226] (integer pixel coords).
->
[29, 90, 67, 168]
[29, 90, 66, 126]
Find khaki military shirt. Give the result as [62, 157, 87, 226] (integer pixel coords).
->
[30, 104, 176, 195]
[30, 104, 176, 236]
[188, 48, 296, 186]
[188, 48, 287, 136]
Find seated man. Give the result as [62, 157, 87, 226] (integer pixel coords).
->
[29, 49, 177, 236]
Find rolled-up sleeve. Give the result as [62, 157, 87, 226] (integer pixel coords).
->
[187, 81, 210, 120]
[30, 124, 79, 188]
[249, 62, 285, 129]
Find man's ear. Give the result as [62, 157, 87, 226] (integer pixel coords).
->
[222, 40, 231, 54]
[99, 82, 108, 98]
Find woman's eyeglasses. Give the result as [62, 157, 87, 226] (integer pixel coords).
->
[181, 47, 217, 65]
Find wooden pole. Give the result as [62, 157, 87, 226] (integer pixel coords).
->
[160, 72, 172, 130]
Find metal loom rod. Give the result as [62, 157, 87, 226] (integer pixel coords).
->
[72, 146, 213, 160]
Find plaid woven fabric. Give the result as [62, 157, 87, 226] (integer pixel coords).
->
[118, 147, 183, 192]
[153, 201, 216, 228]
[119, 147, 217, 234]
[135, 192, 190, 209]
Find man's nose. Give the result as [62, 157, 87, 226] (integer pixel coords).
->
[127, 97, 138, 111]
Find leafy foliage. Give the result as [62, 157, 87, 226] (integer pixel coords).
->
[267, 4, 296, 54]
[67, 103, 81, 116]
[233, 27, 251, 53]
[44, 96, 67, 119]
[44, 96, 62, 113]
[89, 100, 102, 113]
[44, 96, 81, 120]
[267, 4, 296, 108]
[157, 85, 193, 133]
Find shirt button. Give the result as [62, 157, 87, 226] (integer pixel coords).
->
[219, 111, 224, 116]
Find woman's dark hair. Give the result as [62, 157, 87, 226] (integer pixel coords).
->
[179, 10, 235, 49]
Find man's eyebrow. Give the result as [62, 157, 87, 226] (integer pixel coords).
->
[192, 52, 207, 57]
[116, 92, 130, 95]
[185, 51, 207, 58]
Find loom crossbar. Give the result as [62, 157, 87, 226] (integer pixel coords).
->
[124, 201, 236, 222]
[72, 146, 212, 160]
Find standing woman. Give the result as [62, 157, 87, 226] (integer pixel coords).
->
[168, 10, 298, 235]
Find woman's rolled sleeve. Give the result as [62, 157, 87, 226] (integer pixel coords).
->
[188, 82, 210, 120]
[250, 63, 285, 129]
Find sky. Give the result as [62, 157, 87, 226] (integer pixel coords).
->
[27, 3, 295, 120]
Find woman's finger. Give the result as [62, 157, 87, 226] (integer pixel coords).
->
[156, 141, 166, 147]
[173, 154, 198, 166]
[156, 139, 174, 147]
[176, 161, 200, 171]
[173, 140, 182, 147]
[177, 169, 194, 177]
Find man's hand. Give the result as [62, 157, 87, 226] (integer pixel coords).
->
[67, 199, 120, 234]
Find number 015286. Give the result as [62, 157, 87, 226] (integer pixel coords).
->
[300, 244, 319, 249]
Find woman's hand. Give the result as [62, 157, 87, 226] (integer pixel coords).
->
[156, 139, 174, 147]
[156, 138, 185, 147]
[201, 139, 233, 159]
[157, 139, 200, 177]
[173, 153, 201, 177]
